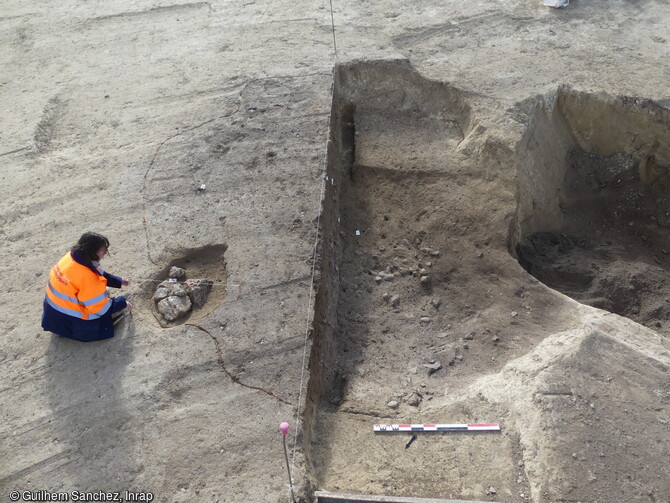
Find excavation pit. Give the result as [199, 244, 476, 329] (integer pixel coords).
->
[512, 89, 670, 334]
[140, 244, 227, 327]
[303, 62, 670, 503]
[303, 61, 523, 501]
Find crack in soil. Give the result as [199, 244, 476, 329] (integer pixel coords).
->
[185, 322, 291, 405]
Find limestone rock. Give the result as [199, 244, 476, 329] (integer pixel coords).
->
[186, 278, 213, 308]
[152, 286, 171, 302]
[157, 295, 192, 321]
[171, 284, 188, 297]
[169, 266, 186, 279]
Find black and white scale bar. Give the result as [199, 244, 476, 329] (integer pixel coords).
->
[373, 423, 500, 432]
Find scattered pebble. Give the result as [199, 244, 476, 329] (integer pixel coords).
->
[422, 361, 442, 373]
[387, 400, 399, 409]
[420, 316, 432, 324]
[420, 275, 431, 285]
[407, 393, 421, 407]
[419, 247, 440, 256]
[391, 295, 400, 307]
[511, 311, 518, 317]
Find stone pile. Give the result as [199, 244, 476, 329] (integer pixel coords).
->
[152, 266, 213, 322]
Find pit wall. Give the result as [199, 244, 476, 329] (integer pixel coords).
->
[301, 59, 473, 494]
[301, 69, 347, 494]
[512, 93, 577, 242]
[510, 87, 670, 253]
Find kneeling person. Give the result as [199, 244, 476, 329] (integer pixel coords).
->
[42, 232, 132, 342]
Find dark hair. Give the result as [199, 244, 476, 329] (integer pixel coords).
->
[71, 232, 110, 262]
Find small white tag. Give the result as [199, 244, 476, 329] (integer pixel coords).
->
[355, 230, 361, 236]
[168, 278, 177, 283]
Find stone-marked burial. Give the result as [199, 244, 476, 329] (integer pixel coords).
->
[301, 60, 670, 503]
[142, 245, 227, 327]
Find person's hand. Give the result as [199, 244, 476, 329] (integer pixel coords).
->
[126, 301, 133, 312]
[122, 278, 131, 286]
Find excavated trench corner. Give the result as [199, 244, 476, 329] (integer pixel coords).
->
[302, 61, 518, 501]
[139, 244, 228, 327]
[511, 89, 670, 335]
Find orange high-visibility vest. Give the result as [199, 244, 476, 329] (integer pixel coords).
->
[45, 253, 112, 320]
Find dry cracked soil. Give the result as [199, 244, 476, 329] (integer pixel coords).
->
[2, 2, 670, 503]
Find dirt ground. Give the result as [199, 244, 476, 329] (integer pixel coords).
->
[1, 1, 670, 503]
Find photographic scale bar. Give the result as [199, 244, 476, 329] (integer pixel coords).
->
[373, 424, 500, 432]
